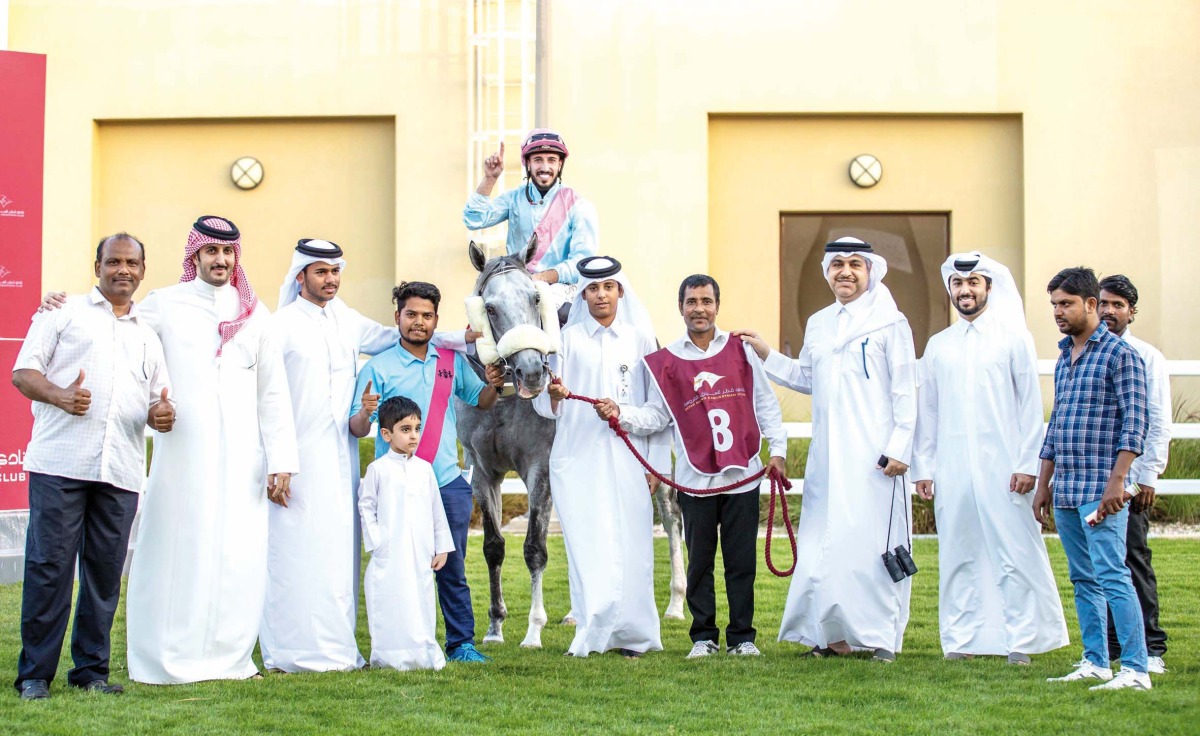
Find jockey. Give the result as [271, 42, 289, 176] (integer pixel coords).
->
[463, 128, 598, 299]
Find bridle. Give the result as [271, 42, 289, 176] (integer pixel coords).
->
[473, 262, 553, 388]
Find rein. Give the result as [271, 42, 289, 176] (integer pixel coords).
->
[556, 385, 798, 578]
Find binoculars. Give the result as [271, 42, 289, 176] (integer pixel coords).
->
[881, 545, 919, 583]
[881, 468, 917, 583]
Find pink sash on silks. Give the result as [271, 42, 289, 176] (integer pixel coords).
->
[643, 338, 762, 475]
[415, 348, 456, 464]
[528, 186, 578, 270]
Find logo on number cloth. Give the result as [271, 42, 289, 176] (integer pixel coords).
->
[437, 369, 453, 379]
[693, 371, 724, 392]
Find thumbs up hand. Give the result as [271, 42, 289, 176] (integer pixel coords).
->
[359, 380, 380, 417]
[148, 386, 176, 432]
[58, 369, 92, 416]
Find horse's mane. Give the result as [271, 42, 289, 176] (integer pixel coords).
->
[472, 254, 530, 295]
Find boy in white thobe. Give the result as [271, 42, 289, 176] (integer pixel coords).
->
[912, 253, 1068, 663]
[534, 256, 667, 658]
[360, 396, 454, 671]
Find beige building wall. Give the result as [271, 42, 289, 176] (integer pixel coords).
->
[707, 114, 1023, 346]
[543, 0, 1200, 358]
[10, 0, 1200, 357]
[95, 118, 397, 324]
[10, 0, 474, 322]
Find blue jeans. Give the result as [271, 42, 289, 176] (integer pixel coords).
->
[437, 475, 476, 651]
[1055, 505, 1147, 673]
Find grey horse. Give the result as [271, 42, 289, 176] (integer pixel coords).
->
[456, 239, 685, 650]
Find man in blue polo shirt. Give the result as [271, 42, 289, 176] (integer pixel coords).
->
[1034, 267, 1150, 691]
[351, 281, 502, 663]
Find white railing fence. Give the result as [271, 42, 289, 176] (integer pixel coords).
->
[495, 360, 1200, 496]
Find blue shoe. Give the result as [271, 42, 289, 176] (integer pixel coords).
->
[447, 643, 492, 663]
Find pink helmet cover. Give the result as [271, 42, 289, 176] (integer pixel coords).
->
[521, 128, 568, 162]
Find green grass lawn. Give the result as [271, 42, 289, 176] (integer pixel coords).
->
[1, 536, 1196, 735]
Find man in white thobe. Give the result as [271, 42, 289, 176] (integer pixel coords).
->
[262, 239, 472, 673]
[259, 239, 394, 673]
[533, 256, 667, 658]
[911, 252, 1069, 663]
[125, 215, 299, 684]
[740, 236, 917, 662]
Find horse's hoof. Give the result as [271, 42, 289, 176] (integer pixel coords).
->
[663, 611, 686, 621]
[559, 616, 577, 626]
[519, 637, 543, 649]
[482, 634, 504, 645]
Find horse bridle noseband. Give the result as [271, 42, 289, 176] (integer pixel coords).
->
[475, 263, 552, 380]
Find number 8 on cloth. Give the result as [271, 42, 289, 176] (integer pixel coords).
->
[644, 339, 761, 475]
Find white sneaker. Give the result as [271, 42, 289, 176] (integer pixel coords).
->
[1147, 656, 1167, 674]
[727, 642, 761, 656]
[1089, 668, 1151, 691]
[686, 640, 720, 659]
[1047, 660, 1113, 683]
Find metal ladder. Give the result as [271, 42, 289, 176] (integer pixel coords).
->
[467, 0, 539, 258]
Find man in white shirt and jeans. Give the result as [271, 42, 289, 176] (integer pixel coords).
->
[11, 233, 174, 700]
[1098, 274, 1171, 674]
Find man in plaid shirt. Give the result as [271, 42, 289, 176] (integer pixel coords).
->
[1033, 267, 1151, 691]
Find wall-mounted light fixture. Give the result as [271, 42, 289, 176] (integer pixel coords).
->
[231, 156, 264, 190]
[849, 154, 882, 188]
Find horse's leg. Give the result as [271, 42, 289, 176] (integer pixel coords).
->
[560, 533, 578, 626]
[656, 486, 687, 620]
[519, 462, 551, 648]
[477, 469, 508, 645]
[558, 486, 577, 625]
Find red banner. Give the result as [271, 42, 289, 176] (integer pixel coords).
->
[0, 51, 47, 510]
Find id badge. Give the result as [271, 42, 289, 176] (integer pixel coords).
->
[616, 364, 632, 402]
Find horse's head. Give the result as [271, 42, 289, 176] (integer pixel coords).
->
[467, 237, 558, 399]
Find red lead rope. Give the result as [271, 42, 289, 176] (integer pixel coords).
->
[558, 389, 797, 577]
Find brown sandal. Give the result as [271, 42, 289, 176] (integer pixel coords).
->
[804, 646, 841, 658]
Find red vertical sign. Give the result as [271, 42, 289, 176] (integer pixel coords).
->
[0, 51, 47, 511]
